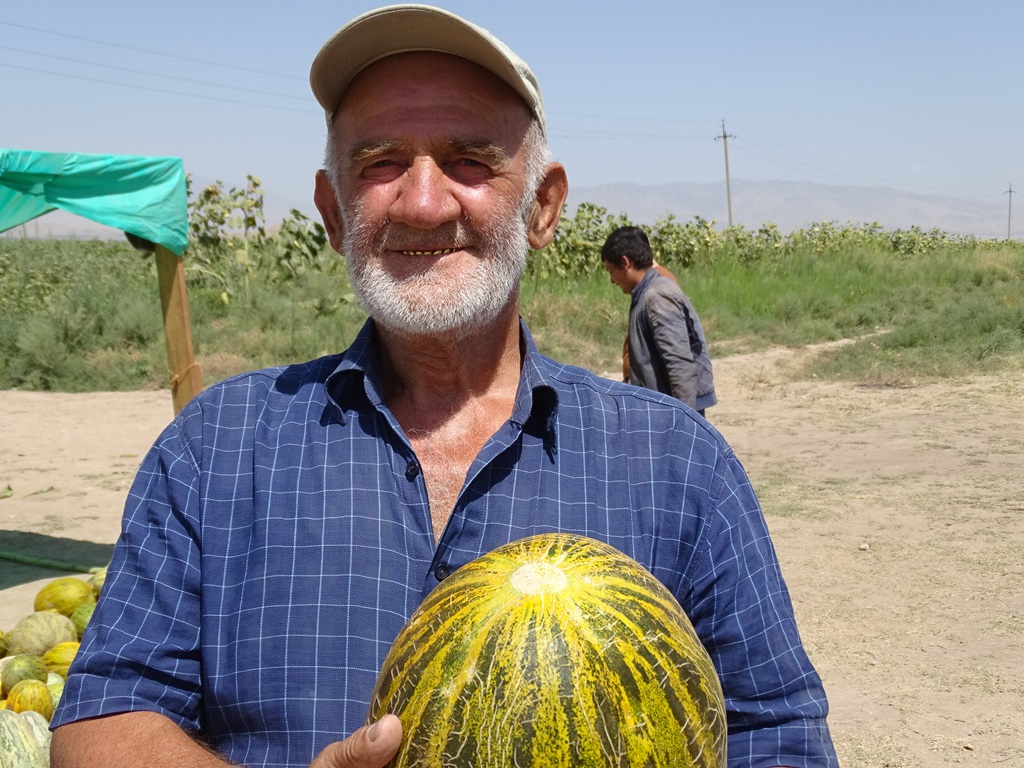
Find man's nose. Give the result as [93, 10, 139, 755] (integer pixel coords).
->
[388, 157, 461, 229]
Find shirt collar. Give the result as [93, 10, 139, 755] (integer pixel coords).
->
[325, 318, 559, 449]
[515, 319, 560, 454]
[325, 319, 379, 417]
[631, 267, 659, 298]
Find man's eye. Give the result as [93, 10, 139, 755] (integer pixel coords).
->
[362, 159, 403, 180]
[448, 158, 492, 181]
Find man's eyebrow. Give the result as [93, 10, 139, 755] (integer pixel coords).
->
[449, 139, 511, 167]
[350, 139, 404, 164]
[348, 137, 513, 167]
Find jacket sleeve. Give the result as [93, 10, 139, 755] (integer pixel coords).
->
[645, 288, 700, 408]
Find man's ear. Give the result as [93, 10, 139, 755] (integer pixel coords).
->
[313, 169, 345, 254]
[527, 162, 569, 250]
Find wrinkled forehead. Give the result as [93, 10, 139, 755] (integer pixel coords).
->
[329, 51, 536, 171]
[334, 51, 532, 133]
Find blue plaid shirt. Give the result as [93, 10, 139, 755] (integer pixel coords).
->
[54, 319, 836, 768]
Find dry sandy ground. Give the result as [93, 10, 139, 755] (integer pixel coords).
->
[1, 345, 1021, 767]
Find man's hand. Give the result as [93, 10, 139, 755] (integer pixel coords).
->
[310, 714, 403, 768]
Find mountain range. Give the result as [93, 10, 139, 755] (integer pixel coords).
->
[565, 180, 1013, 240]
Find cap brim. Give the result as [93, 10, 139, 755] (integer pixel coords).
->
[309, 4, 544, 133]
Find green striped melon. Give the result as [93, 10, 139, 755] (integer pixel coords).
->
[88, 566, 108, 599]
[1, 656, 47, 699]
[0, 708, 49, 768]
[6, 612, 78, 658]
[70, 601, 96, 640]
[367, 533, 727, 768]
[6, 680, 54, 721]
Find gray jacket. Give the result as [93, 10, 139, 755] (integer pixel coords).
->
[627, 269, 717, 411]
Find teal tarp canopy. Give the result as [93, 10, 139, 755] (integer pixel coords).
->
[0, 149, 188, 255]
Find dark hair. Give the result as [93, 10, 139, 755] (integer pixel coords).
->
[600, 226, 654, 269]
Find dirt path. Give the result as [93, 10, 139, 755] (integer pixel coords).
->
[710, 345, 1024, 767]
[1, 346, 1021, 767]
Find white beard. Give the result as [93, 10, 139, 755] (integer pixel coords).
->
[340, 199, 529, 338]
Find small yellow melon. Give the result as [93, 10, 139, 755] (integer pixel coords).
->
[34, 577, 96, 617]
[7, 679, 55, 721]
[42, 641, 80, 679]
[1, 655, 47, 698]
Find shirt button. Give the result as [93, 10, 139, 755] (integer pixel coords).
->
[434, 563, 451, 581]
[405, 461, 419, 480]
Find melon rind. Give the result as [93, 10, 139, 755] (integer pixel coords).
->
[367, 533, 727, 768]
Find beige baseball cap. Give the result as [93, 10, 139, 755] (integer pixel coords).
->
[309, 4, 546, 135]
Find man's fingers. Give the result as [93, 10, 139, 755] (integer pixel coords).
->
[311, 714, 403, 768]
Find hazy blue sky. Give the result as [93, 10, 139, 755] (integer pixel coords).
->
[2, 1, 1021, 221]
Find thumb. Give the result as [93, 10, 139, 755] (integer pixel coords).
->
[311, 714, 403, 768]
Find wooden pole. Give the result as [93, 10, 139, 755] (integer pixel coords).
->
[154, 245, 203, 413]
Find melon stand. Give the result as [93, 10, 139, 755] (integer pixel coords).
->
[0, 148, 202, 577]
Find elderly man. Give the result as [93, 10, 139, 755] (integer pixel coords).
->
[51, 5, 837, 768]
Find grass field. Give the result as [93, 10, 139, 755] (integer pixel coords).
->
[1, 228, 1021, 392]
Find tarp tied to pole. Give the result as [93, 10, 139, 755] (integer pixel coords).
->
[0, 148, 201, 412]
[0, 149, 188, 255]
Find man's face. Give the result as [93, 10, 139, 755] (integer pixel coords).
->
[322, 52, 538, 337]
[603, 258, 635, 295]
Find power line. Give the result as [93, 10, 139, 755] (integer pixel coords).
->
[0, 44, 307, 102]
[729, 136, 875, 187]
[728, 120, 892, 185]
[3, 21, 1014, 205]
[0, 20, 303, 80]
[549, 111, 716, 124]
[551, 129, 710, 142]
[727, 119, 1002, 198]
[553, 112, 1004, 201]
[0, 62, 314, 114]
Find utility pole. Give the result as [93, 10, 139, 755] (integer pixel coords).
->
[1007, 183, 1015, 240]
[715, 120, 736, 227]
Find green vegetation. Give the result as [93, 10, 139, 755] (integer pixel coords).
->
[1, 193, 1022, 392]
[527, 206, 1024, 383]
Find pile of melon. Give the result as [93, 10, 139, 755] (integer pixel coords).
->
[0, 568, 105, 768]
